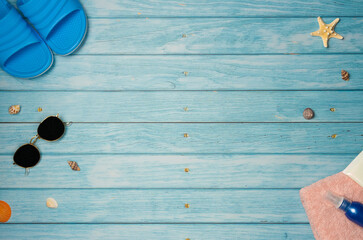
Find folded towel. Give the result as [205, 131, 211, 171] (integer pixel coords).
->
[300, 172, 363, 240]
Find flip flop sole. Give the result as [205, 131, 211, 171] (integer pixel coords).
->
[18, 0, 88, 56]
[62, 13, 88, 56]
[4, 41, 53, 78]
[46, 9, 87, 55]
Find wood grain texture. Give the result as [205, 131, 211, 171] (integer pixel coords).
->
[9, 0, 363, 17]
[1, 189, 306, 223]
[1, 91, 363, 122]
[1, 55, 362, 91]
[0, 154, 353, 188]
[2, 0, 363, 236]
[75, 18, 363, 54]
[1, 123, 361, 154]
[0, 224, 313, 240]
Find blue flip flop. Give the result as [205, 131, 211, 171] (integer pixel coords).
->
[0, 0, 53, 78]
[18, 0, 87, 56]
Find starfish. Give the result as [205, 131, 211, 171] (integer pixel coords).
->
[310, 17, 343, 48]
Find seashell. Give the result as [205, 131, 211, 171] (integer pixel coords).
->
[0, 200, 11, 223]
[341, 70, 349, 81]
[46, 198, 58, 208]
[67, 161, 80, 171]
[8, 105, 20, 115]
[303, 108, 314, 120]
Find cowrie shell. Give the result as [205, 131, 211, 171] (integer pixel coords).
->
[46, 198, 58, 209]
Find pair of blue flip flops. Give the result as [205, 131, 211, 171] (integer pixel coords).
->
[0, 0, 87, 78]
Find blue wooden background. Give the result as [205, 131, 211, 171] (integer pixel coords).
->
[1, 0, 363, 239]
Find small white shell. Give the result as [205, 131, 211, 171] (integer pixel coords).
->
[46, 198, 58, 209]
[8, 105, 20, 115]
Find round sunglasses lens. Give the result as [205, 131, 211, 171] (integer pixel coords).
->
[37, 116, 65, 141]
[13, 144, 40, 168]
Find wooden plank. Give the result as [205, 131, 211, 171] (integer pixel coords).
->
[1, 91, 362, 123]
[9, 0, 363, 17]
[0, 189, 307, 223]
[0, 154, 353, 188]
[75, 18, 363, 54]
[0, 224, 313, 240]
[0, 123, 361, 154]
[1, 55, 362, 91]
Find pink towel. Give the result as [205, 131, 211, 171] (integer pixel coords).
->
[300, 172, 363, 240]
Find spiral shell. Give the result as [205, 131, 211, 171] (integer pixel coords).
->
[341, 70, 349, 81]
[67, 161, 80, 171]
[8, 105, 20, 115]
[46, 198, 58, 209]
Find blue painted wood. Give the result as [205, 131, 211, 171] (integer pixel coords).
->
[1, 91, 362, 122]
[0, 123, 361, 154]
[0, 154, 353, 188]
[1, 0, 363, 237]
[0, 224, 314, 240]
[9, 0, 363, 17]
[1, 189, 307, 223]
[1, 55, 361, 91]
[76, 18, 363, 54]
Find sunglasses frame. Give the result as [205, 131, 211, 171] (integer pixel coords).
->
[13, 114, 66, 175]
[36, 113, 66, 142]
[13, 143, 41, 173]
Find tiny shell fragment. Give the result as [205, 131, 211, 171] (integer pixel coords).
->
[46, 198, 58, 208]
[8, 105, 20, 115]
[67, 161, 80, 171]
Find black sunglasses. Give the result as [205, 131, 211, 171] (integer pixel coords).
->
[13, 114, 66, 175]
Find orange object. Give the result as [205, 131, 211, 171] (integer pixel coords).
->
[0, 200, 11, 222]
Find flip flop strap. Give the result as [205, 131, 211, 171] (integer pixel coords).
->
[19, 0, 83, 39]
[0, 7, 39, 67]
